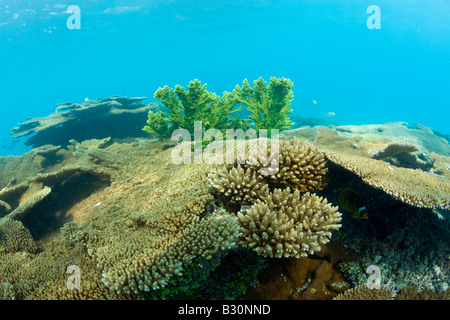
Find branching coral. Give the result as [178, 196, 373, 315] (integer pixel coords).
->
[232, 77, 293, 133]
[144, 77, 295, 141]
[237, 188, 341, 258]
[144, 79, 246, 140]
[208, 136, 339, 259]
[208, 165, 269, 205]
[250, 137, 328, 192]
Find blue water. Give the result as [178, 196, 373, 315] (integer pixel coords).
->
[1, 0, 449, 156]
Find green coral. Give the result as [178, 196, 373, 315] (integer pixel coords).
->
[232, 77, 294, 134]
[142, 110, 170, 138]
[143, 79, 246, 140]
[144, 77, 295, 141]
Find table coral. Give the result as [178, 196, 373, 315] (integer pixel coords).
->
[324, 150, 450, 210]
[10, 95, 156, 148]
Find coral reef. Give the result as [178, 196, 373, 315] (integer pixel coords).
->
[0, 144, 66, 189]
[395, 287, 450, 300]
[334, 122, 450, 157]
[10, 95, 159, 148]
[1, 116, 449, 300]
[209, 137, 341, 259]
[334, 285, 449, 300]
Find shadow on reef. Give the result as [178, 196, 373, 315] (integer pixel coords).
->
[21, 172, 110, 240]
[315, 163, 450, 294]
[317, 162, 411, 241]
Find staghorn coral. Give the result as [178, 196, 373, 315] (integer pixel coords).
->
[333, 285, 396, 300]
[232, 77, 293, 133]
[250, 137, 328, 192]
[209, 137, 328, 195]
[324, 150, 450, 210]
[144, 79, 247, 140]
[208, 165, 269, 205]
[237, 188, 341, 258]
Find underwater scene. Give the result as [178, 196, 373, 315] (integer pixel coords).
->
[0, 0, 449, 304]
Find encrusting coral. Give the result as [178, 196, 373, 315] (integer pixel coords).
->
[237, 188, 341, 258]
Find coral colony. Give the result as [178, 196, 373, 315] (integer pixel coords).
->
[0, 77, 449, 300]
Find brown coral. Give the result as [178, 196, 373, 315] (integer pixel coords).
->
[237, 188, 341, 258]
[0, 218, 37, 254]
[6, 186, 51, 221]
[62, 162, 240, 296]
[395, 287, 450, 300]
[324, 151, 450, 210]
[249, 137, 328, 192]
[208, 165, 269, 205]
[333, 285, 395, 300]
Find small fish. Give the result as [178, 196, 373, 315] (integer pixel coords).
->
[338, 188, 368, 219]
[312, 100, 318, 104]
[83, 97, 90, 102]
[323, 112, 335, 117]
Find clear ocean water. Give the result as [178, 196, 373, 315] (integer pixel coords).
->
[0, 0, 449, 156]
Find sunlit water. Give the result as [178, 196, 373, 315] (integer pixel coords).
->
[1, 0, 449, 156]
